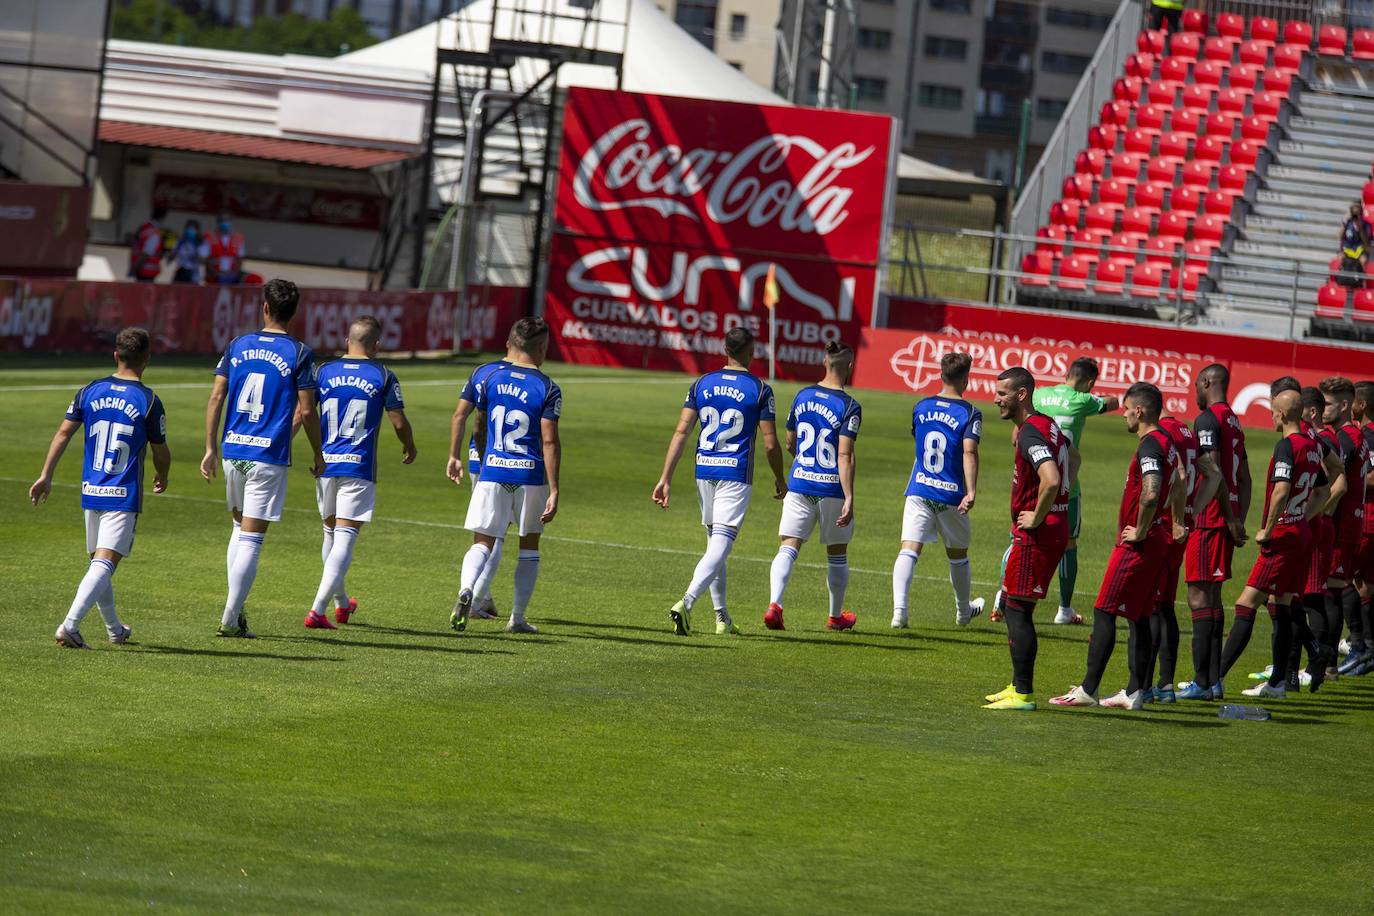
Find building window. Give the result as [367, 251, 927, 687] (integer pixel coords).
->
[1046, 7, 1113, 30]
[918, 83, 963, 110]
[1040, 50, 1091, 75]
[730, 13, 746, 38]
[1036, 97, 1069, 120]
[675, 2, 718, 49]
[857, 28, 893, 50]
[923, 35, 968, 59]
[855, 76, 888, 101]
[729, 60, 743, 69]
[929, 0, 972, 12]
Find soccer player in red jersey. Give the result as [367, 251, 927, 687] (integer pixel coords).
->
[1290, 386, 1347, 689]
[1324, 377, 1373, 674]
[1176, 364, 1251, 701]
[1351, 380, 1374, 676]
[1148, 408, 1200, 702]
[1215, 391, 1323, 698]
[982, 367, 1070, 711]
[1051, 383, 1181, 710]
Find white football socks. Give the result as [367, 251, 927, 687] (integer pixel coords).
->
[511, 550, 540, 623]
[949, 557, 973, 614]
[312, 526, 358, 614]
[827, 554, 850, 619]
[322, 524, 350, 610]
[95, 576, 120, 632]
[474, 536, 503, 603]
[64, 557, 118, 634]
[684, 525, 736, 609]
[222, 531, 264, 627]
[709, 564, 728, 614]
[459, 542, 491, 595]
[892, 549, 919, 613]
[770, 545, 798, 605]
[226, 520, 241, 588]
[321, 524, 333, 564]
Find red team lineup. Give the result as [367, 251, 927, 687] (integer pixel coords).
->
[27, 280, 1374, 711]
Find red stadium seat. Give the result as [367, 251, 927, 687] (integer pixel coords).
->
[1050, 199, 1081, 228]
[1228, 64, 1261, 90]
[1147, 80, 1181, 106]
[1169, 185, 1201, 214]
[1135, 180, 1167, 211]
[1139, 29, 1166, 55]
[1089, 124, 1119, 151]
[1130, 262, 1166, 298]
[1183, 240, 1217, 266]
[1218, 165, 1248, 193]
[1238, 40, 1271, 67]
[1084, 203, 1118, 231]
[1251, 18, 1279, 43]
[1251, 91, 1282, 118]
[1110, 151, 1147, 180]
[1147, 156, 1178, 183]
[1057, 255, 1091, 291]
[1261, 68, 1292, 94]
[1206, 113, 1237, 138]
[1353, 287, 1374, 320]
[1181, 161, 1214, 188]
[1035, 225, 1066, 255]
[1193, 135, 1227, 163]
[1229, 139, 1261, 167]
[1076, 148, 1107, 176]
[1107, 232, 1139, 257]
[1273, 43, 1305, 73]
[1193, 214, 1226, 242]
[1101, 100, 1132, 127]
[1283, 21, 1313, 47]
[1317, 282, 1349, 318]
[1020, 251, 1054, 286]
[1182, 84, 1213, 112]
[1240, 115, 1271, 141]
[1203, 190, 1236, 217]
[1123, 128, 1155, 155]
[1217, 88, 1249, 116]
[1158, 131, 1191, 161]
[1159, 56, 1190, 84]
[1095, 258, 1127, 295]
[1182, 10, 1208, 35]
[1362, 181, 1374, 207]
[1203, 37, 1235, 63]
[1354, 29, 1374, 60]
[1328, 255, 1345, 283]
[1172, 264, 1205, 299]
[1170, 107, 1202, 134]
[1115, 76, 1144, 104]
[1319, 25, 1347, 56]
[1192, 60, 1225, 87]
[1071, 227, 1110, 255]
[1121, 207, 1154, 237]
[1217, 13, 1245, 39]
[1127, 52, 1157, 79]
[1135, 104, 1168, 131]
[1158, 210, 1191, 241]
[1144, 237, 1177, 263]
[1170, 31, 1201, 60]
[1063, 173, 1094, 201]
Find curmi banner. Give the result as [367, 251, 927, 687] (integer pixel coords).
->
[546, 86, 897, 378]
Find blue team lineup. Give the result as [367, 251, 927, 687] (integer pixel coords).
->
[30, 279, 1374, 711]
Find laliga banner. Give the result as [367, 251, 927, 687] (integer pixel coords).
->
[545, 86, 896, 377]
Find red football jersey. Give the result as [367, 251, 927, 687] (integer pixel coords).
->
[1118, 428, 1179, 533]
[1010, 413, 1069, 521]
[1334, 422, 1369, 532]
[1158, 416, 1197, 528]
[1194, 402, 1246, 529]
[1262, 431, 1322, 528]
[1363, 422, 1374, 535]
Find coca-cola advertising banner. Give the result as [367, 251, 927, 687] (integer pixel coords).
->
[0, 278, 524, 355]
[153, 174, 383, 230]
[546, 87, 897, 378]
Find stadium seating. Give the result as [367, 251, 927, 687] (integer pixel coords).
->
[1354, 288, 1374, 321]
[1316, 281, 1349, 318]
[1318, 25, 1347, 57]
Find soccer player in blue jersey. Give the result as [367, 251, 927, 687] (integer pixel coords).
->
[452, 317, 561, 634]
[200, 279, 324, 638]
[446, 341, 514, 621]
[892, 351, 985, 629]
[653, 326, 786, 636]
[30, 327, 170, 648]
[766, 340, 862, 631]
[305, 316, 416, 630]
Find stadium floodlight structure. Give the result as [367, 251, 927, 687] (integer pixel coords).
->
[773, 0, 856, 109]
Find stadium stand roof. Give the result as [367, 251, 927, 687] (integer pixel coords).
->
[96, 120, 414, 169]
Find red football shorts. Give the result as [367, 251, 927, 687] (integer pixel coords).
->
[1156, 537, 1187, 605]
[1003, 515, 1069, 601]
[1246, 524, 1312, 597]
[1330, 516, 1361, 580]
[1305, 515, 1335, 595]
[1185, 526, 1233, 583]
[1096, 532, 1170, 621]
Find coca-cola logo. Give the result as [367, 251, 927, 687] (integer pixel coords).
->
[572, 119, 874, 236]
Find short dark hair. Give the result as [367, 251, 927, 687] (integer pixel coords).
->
[1319, 376, 1355, 399]
[997, 366, 1035, 394]
[1200, 363, 1229, 387]
[941, 351, 972, 385]
[1270, 376, 1300, 397]
[349, 315, 382, 347]
[1300, 386, 1325, 416]
[115, 327, 151, 365]
[1125, 381, 1163, 420]
[508, 316, 549, 349]
[1354, 380, 1374, 406]
[823, 339, 853, 367]
[1068, 356, 1099, 383]
[263, 279, 300, 323]
[724, 326, 754, 360]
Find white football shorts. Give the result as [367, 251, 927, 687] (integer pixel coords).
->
[697, 479, 751, 529]
[465, 480, 548, 537]
[223, 459, 288, 523]
[901, 496, 971, 549]
[316, 477, 377, 523]
[778, 491, 853, 545]
[85, 509, 137, 556]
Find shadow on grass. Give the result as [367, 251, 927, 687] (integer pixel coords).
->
[263, 635, 512, 655]
[554, 631, 732, 650]
[133, 643, 344, 662]
[1051, 709, 1229, 728]
[760, 634, 932, 653]
[541, 618, 681, 635]
[350, 621, 562, 645]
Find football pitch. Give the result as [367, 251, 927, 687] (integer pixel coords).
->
[2, 354, 1370, 913]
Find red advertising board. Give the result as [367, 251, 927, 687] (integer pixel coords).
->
[153, 174, 383, 230]
[0, 278, 524, 355]
[0, 182, 92, 274]
[547, 87, 895, 378]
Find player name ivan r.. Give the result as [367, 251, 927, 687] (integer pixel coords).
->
[81, 483, 128, 498]
[226, 432, 274, 448]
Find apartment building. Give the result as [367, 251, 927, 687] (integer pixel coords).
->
[654, 1, 781, 90]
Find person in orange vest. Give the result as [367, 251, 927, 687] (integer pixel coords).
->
[206, 212, 246, 284]
[129, 206, 167, 283]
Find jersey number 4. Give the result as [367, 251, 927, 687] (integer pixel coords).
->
[236, 372, 267, 423]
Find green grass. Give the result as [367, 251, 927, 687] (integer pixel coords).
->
[1, 356, 1370, 913]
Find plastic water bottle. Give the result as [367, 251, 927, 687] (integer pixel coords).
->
[1219, 704, 1270, 721]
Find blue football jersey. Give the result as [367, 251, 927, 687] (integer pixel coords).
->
[65, 376, 167, 513]
[315, 358, 404, 482]
[460, 358, 511, 475]
[906, 396, 982, 505]
[685, 369, 776, 484]
[215, 331, 315, 466]
[785, 385, 862, 499]
[474, 365, 562, 486]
